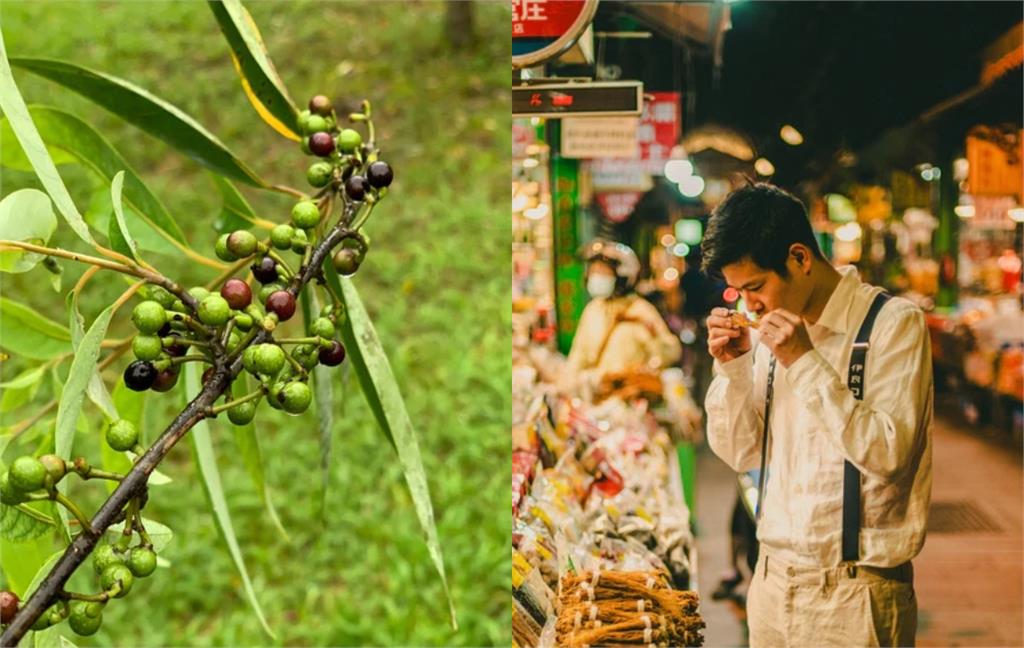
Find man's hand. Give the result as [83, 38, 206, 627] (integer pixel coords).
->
[759, 309, 814, 367]
[706, 307, 752, 363]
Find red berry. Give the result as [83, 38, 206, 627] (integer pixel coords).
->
[151, 368, 180, 392]
[251, 257, 278, 284]
[1, 590, 19, 624]
[345, 175, 368, 201]
[318, 341, 347, 366]
[309, 95, 333, 116]
[220, 279, 252, 310]
[265, 291, 296, 321]
[309, 132, 335, 157]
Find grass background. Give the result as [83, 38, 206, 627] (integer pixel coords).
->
[0, 1, 510, 646]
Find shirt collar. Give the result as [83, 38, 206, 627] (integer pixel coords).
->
[812, 265, 861, 334]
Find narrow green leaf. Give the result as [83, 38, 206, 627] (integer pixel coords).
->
[0, 34, 95, 245]
[10, 58, 268, 188]
[22, 551, 63, 647]
[0, 363, 49, 389]
[20, 550, 62, 602]
[1, 106, 188, 246]
[0, 502, 55, 541]
[68, 290, 118, 422]
[209, 173, 260, 233]
[184, 364, 275, 639]
[0, 116, 77, 170]
[58, 636, 79, 648]
[0, 189, 58, 273]
[326, 267, 457, 629]
[0, 296, 71, 360]
[54, 303, 115, 535]
[207, 0, 299, 140]
[226, 376, 288, 541]
[84, 185, 177, 258]
[108, 171, 138, 261]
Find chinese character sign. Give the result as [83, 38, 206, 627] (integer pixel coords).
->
[512, 0, 587, 38]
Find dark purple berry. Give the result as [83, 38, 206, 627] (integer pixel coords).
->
[345, 175, 368, 201]
[318, 341, 347, 366]
[265, 291, 296, 321]
[164, 342, 187, 357]
[309, 95, 333, 116]
[309, 132, 335, 157]
[124, 361, 157, 391]
[366, 161, 393, 188]
[220, 279, 252, 310]
[251, 257, 278, 284]
[157, 322, 172, 337]
[151, 368, 180, 392]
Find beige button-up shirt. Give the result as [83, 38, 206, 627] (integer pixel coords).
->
[705, 266, 933, 568]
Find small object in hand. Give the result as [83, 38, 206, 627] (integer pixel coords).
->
[731, 312, 759, 329]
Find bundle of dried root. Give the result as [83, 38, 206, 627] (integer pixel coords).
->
[556, 571, 704, 647]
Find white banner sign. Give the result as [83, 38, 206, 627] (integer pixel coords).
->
[561, 117, 639, 159]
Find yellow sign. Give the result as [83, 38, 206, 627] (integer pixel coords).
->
[967, 129, 1023, 199]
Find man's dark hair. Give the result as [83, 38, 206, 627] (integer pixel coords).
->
[700, 183, 823, 277]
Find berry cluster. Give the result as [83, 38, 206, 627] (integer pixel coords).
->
[1, 419, 157, 635]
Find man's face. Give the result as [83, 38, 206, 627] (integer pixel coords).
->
[720, 256, 809, 316]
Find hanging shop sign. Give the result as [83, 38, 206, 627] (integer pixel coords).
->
[562, 117, 639, 159]
[971, 195, 1018, 230]
[512, 82, 643, 119]
[586, 92, 681, 191]
[966, 128, 1023, 199]
[512, 0, 599, 69]
[595, 192, 643, 223]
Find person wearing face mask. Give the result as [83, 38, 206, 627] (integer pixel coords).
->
[702, 183, 933, 647]
[559, 239, 681, 399]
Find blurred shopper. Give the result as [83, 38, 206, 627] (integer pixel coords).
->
[702, 184, 933, 647]
[560, 239, 681, 399]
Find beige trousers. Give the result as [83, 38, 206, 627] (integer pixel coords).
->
[747, 553, 917, 648]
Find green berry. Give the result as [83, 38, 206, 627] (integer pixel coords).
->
[253, 344, 286, 376]
[132, 335, 163, 361]
[187, 286, 211, 302]
[242, 346, 259, 374]
[234, 313, 254, 331]
[10, 456, 47, 492]
[227, 400, 257, 426]
[93, 544, 125, 574]
[300, 137, 312, 156]
[306, 162, 334, 188]
[227, 230, 258, 258]
[145, 285, 176, 309]
[291, 228, 309, 253]
[337, 128, 362, 153]
[127, 547, 158, 577]
[304, 114, 329, 134]
[100, 564, 133, 598]
[131, 301, 167, 335]
[296, 109, 312, 133]
[311, 317, 335, 339]
[277, 382, 312, 414]
[226, 330, 243, 354]
[198, 295, 231, 326]
[68, 601, 103, 636]
[106, 420, 139, 452]
[0, 472, 27, 505]
[215, 233, 237, 261]
[270, 224, 295, 250]
[38, 454, 67, 482]
[258, 282, 285, 305]
[296, 344, 320, 370]
[291, 200, 321, 229]
[32, 602, 66, 630]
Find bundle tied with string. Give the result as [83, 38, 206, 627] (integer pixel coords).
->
[556, 570, 704, 647]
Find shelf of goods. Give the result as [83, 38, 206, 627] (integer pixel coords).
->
[512, 349, 705, 648]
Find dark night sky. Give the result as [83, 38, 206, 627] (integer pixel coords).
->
[588, 1, 1023, 187]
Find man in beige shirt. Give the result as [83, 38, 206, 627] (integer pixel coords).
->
[702, 184, 933, 647]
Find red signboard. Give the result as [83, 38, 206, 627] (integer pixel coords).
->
[512, 0, 588, 38]
[596, 192, 643, 223]
[637, 92, 681, 163]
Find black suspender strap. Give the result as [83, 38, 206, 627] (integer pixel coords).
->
[755, 356, 777, 521]
[841, 292, 892, 562]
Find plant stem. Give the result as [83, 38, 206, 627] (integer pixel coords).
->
[275, 336, 321, 345]
[169, 355, 211, 366]
[205, 255, 254, 291]
[0, 241, 139, 277]
[53, 493, 93, 535]
[207, 388, 264, 416]
[269, 184, 308, 199]
[220, 319, 236, 349]
[81, 468, 124, 482]
[284, 351, 306, 376]
[60, 591, 112, 603]
[266, 250, 295, 278]
[14, 504, 56, 526]
[165, 337, 210, 349]
[350, 202, 376, 231]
